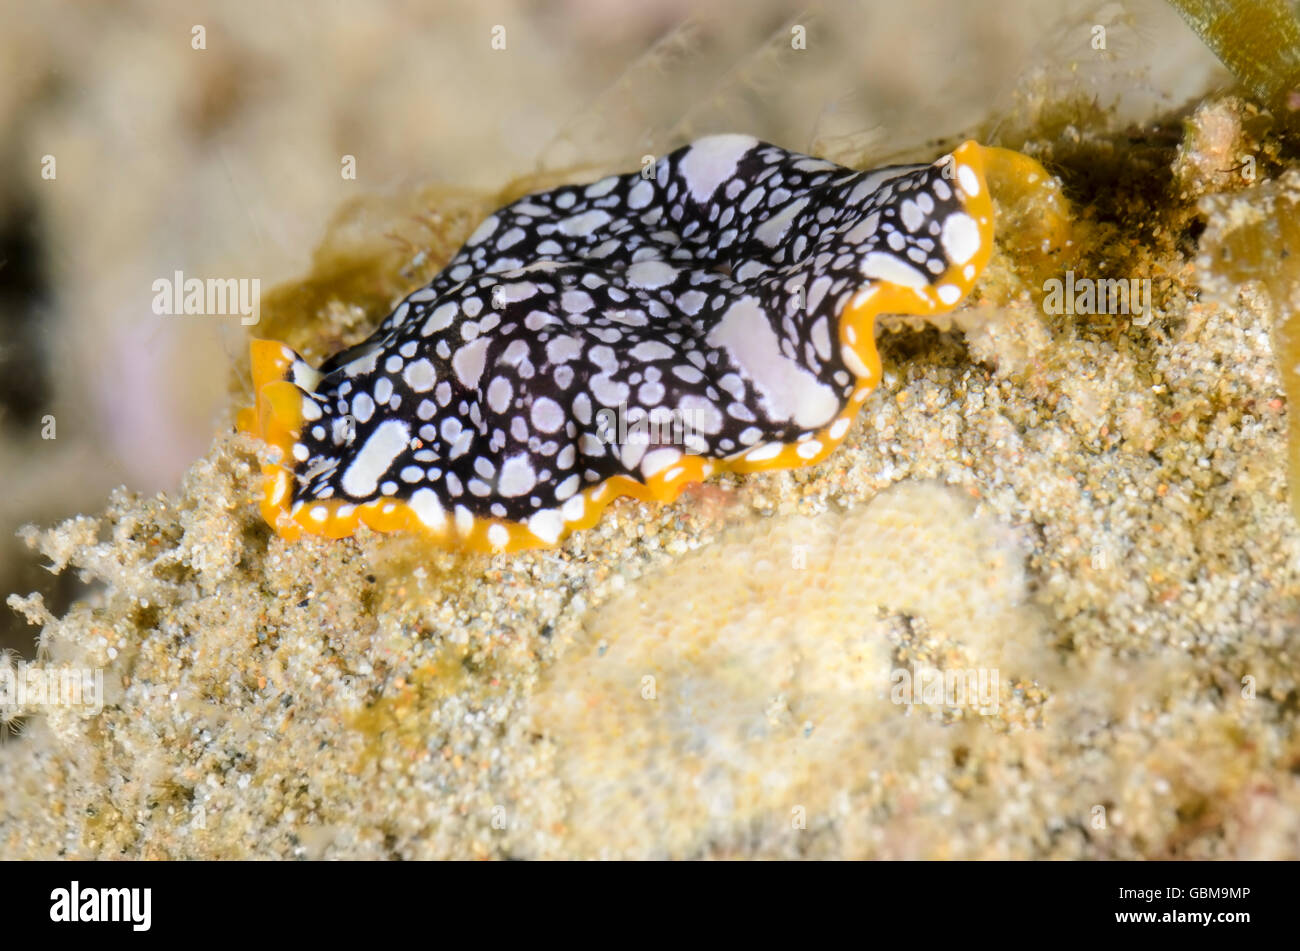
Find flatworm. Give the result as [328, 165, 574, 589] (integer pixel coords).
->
[239, 135, 1059, 552]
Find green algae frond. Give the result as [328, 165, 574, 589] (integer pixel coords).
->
[1167, 0, 1300, 128]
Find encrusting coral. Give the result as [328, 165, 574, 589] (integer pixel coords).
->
[1197, 169, 1300, 520]
[528, 481, 1051, 858]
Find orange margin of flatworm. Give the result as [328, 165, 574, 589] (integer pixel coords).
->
[237, 141, 1070, 553]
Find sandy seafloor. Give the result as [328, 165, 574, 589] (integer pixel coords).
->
[3, 2, 1300, 859]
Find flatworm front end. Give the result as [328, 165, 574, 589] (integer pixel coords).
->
[239, 136, 1062, 552]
